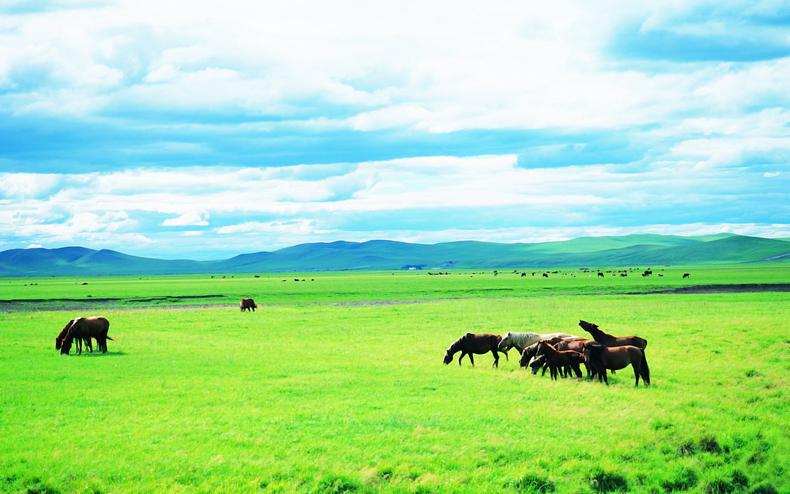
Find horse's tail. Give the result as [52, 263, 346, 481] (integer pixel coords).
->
[105, 336, 114, 341]
[640, 350, 650, 385]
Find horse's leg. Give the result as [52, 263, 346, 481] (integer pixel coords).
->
[458, 352, 465, 366]
[633, 363, 640, 387]
[573, 363, 582, 379]
[491, 350, 499, 368]
[469, 353, 475, 367]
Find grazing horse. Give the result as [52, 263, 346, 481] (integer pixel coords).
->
[583, 343, 650, 386]
[519, 342, 541, 368]
[61, 317, 112, 355]
[537, 341, 584, 380]
[56, 320, 93, 354]
[240, 297, 258, 312]
[682, 273, 690, 279]
[498, 332, 576, 353]
[578, 320, 647, 349]
[443, 333, 506, 368]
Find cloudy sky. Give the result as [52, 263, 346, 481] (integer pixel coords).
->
[0, 0, 788, 258]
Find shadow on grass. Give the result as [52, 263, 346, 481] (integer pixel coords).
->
[61, 351, 129, 358]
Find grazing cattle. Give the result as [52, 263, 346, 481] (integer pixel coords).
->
[60, 317, 112, 355]
[498, 332, 576, 353]
[537, 341, 585, 380]
[443, 333, 506, 368]
[55, 319, 93, 354]
[584, 343, 650, 386]
[597, 272, 604, 278]
[521, 272, 526, 277]
[240, 297, 258, 312]
[542, 273, 549, 278]
[683, 273, 690, 279]
[642, 270, 653, 277]
[578, 320, 647, 349]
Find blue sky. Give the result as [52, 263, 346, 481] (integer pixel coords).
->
[0, 0, 788, 258]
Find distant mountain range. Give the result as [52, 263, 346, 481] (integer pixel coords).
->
[1, 233, 788, 276]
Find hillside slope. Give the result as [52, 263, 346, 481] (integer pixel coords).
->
[1, 234, 787, 276]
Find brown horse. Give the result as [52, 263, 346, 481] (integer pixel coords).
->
[583, 343, 650, 386]
[519, 342, 541, 368]
[55, 320, 93, 354]
[443, 333, 506, 368]
[537, 341, 585, 380]
[61, 317, 112, 355]
[240, 297, 258, 312]
[578, 320, 647, 349]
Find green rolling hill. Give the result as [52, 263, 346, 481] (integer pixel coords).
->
[0, 234, 787, 276]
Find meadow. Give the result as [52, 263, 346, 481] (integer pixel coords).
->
[0, 266, 787, 493]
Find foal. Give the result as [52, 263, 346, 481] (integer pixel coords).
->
[537, 341, 585, 380]
[443, 333, 505, 368]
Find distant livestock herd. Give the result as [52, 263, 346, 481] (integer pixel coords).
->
[443, 320, 650, 386]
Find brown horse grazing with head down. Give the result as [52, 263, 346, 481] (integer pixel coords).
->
[537, 341, 585, 380]
[240, 297, 258, 312]
[578, 320, 647, 349]
[56, 320, 93, 354]
[61, 317, 112, 355]
[583, 343, 650, 386]
[443, 333, 506, 368]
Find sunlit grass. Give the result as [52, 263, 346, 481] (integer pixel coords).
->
[0, 283, 787, 492]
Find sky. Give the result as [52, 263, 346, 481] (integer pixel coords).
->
[0, 0, 788, 259]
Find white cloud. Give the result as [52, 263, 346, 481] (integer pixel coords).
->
[162, 211, 209, 226]
[3, 0, 784, 133]
[0, 173, 61, 198]
[216, 219, 323, 235]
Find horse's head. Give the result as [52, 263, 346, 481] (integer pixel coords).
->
[55, 337, 62, 350]
[519, 348, 531, 368]
[498, 333, 512, 351]
[443, 349, 453, 365]
[60, 337, 72, 355]
[579, 320, 598, 333]
[530, 355, 545, 374]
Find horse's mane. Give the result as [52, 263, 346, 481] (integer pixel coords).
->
[57, 319, 75, 340]
[447, 335, 467, 352]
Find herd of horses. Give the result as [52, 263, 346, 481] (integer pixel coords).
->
[55, 301, 648, 388]
[443, 320, 650, 386]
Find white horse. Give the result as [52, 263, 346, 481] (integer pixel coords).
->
[497, 332, 577, 353]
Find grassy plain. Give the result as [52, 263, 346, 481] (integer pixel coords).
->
[0, 266, 787, 493]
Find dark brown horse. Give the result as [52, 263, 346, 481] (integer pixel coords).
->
[56, 320, 93, 354]
[537, 341, 585, 380]
[240, 297, 258, 312]
[519, 342, 541, 368]
[61, 317, 112, 355]
[443, 333, 506, 368]
[578, 320, 647, 349]
[583, 343, 650, 386]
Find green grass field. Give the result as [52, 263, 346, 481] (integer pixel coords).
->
[0, 266, 788, 493]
